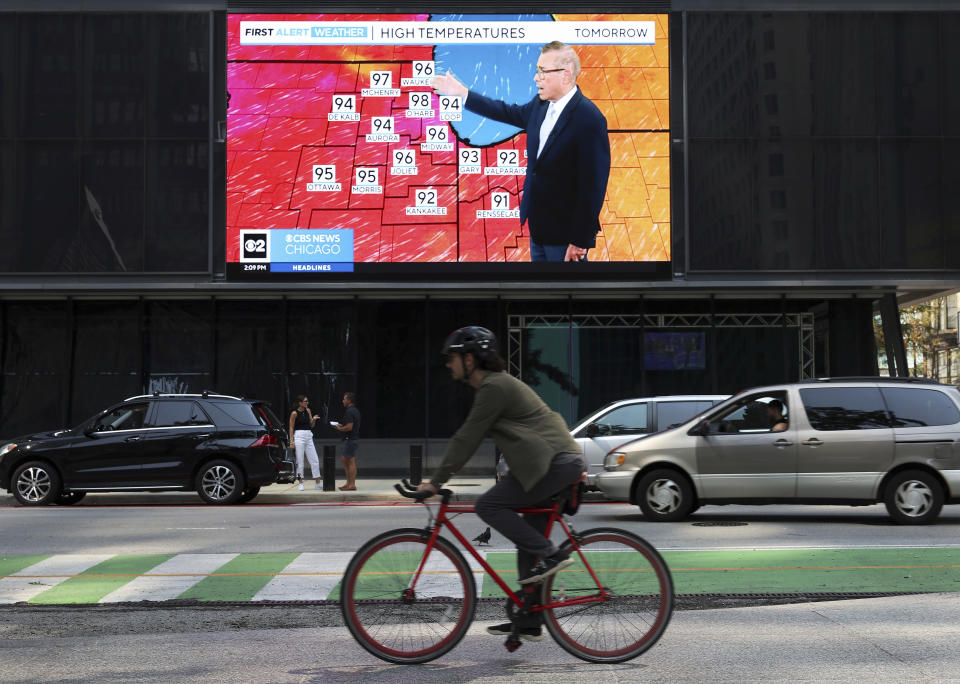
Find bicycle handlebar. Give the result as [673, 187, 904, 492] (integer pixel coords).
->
[395, 480, 453, 504]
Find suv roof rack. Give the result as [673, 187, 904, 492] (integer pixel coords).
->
[123, 392, 244, 401]
[811, 376, 940, 385]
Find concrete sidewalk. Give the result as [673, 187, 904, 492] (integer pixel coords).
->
[3, 475, 594, 507]
[3, 593, 960, 681]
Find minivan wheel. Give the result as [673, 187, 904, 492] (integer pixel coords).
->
[11, 461, 62, 506]
[884, 470, 943, 525]
[196, 459, 245, 505]
[636, 469, 694, 522]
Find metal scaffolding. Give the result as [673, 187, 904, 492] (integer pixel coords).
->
[507, 312, 815, 381]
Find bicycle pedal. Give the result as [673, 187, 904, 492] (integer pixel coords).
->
[503, 636, 523, 653]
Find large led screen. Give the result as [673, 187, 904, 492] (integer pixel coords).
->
[226, 14, 669, 278]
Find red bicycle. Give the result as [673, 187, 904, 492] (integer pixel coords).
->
[340, 479, 674, 664]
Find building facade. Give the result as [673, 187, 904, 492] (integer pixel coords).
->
[2, 1, 958, 469]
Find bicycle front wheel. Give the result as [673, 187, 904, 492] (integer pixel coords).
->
[542, 527, 674, 663]
[340, 528, 476, 664]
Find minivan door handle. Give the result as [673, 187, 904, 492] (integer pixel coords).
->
[124, 435, 142, 442]
[773, 439, 793, 447]
[802, 438, 823, 446]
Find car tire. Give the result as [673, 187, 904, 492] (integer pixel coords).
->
[196, 459, 245, 505]
[55, 491, 87, 505]
[636, 468, 695, 522]
[883, 470, 943, 525]
[11, 461, 62, 506]
[237, 486, 261, 504]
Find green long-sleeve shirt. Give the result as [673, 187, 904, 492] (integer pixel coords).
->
[430, 371, 582, 492]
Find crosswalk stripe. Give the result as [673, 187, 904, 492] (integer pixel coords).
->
[253, 552, 354, 601]
[100, 553, 239, 603]
[0, 555, 114, 604]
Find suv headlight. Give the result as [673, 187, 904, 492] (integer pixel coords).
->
[604, 451, 627, 470]
[0, 443, 17, 458]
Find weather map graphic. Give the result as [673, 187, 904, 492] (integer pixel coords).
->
[226, 13, 669, 273]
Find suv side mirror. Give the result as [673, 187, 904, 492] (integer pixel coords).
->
[585, 423, 600, 438]
[688, 420, 709, 437]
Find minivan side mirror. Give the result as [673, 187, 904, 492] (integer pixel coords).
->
[584, 423, 600, 438]
[688, 420, 709, 437]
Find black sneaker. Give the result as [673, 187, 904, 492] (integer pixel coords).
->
[518, 551, 574, 585]
[486, 622, 544, 642]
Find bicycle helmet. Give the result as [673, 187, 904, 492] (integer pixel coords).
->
[441, 326, 498, 362]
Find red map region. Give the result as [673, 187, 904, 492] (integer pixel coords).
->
[226, 13, 532, 263]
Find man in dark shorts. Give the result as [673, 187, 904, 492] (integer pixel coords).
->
[417, 326, 586, 642]
[333, 392, 360, 491]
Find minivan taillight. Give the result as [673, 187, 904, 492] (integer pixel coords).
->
[249, 434, 280, 448]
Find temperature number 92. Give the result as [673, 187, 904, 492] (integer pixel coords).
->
[497, 150, 519, 167]
[415, 188, 438, 208]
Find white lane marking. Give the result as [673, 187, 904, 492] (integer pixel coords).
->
[99, 553, 239, 603]
[0, 555, 114, 604]
[253, 553, 355, 601]
[658, 544, 960, 551]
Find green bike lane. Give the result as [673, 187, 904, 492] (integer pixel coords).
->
[2, 547, 959, 604]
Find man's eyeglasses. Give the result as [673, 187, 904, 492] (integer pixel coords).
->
[535, 67, 566, 76]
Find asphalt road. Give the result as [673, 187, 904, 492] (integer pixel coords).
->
[4, 498, 960, 681]
[3, 498, 960, 554]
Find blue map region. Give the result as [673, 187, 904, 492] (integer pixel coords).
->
[430, 14, 554, 147]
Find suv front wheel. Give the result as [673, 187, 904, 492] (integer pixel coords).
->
[196, 459, 245, 505]
[11, 461, 62, 506]
[883, 470, 943, 525]
[636, 468, 695, 522]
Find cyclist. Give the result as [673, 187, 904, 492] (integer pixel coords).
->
[417, 325, 587, 641]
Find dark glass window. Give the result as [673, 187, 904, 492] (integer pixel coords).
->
[18, 14, 82, 138]
[0, 12, 210, 274]
[799, 387, 890, 431]
[709, 393, 788, 434]
[84, 14, 145, 138]
[881, 388, 960, 427]
[93, 402, 148, 431]
[657, 400, 713, 430]
[206, 400, 260, 426]
[146, 141, 208, 271]
[150, 400, 209, 427]
[595, 403, 648, 436]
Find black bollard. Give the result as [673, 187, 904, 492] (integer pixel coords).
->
[323, 444, 336, 491]
[409, 444, 423, 485]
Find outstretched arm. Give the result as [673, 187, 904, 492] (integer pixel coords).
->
[430, 71, 468, 98]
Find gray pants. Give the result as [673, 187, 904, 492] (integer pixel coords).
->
[475, 452, 587, 582]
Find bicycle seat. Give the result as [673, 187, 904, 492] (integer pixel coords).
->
[551, 472, 587, 516]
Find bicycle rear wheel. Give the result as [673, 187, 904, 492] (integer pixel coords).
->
[542, 527, 674, 663]
[340, 528, 476, 664]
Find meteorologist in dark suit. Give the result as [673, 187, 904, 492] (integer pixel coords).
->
[432, 41, 610, 262]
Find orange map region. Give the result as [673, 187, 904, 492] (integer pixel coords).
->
[226, 13, 669, 263]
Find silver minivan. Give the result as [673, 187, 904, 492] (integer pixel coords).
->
[595, 378, 960, 524]
[571, 395, 728, 487]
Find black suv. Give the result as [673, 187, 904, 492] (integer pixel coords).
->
[0, 393, 294, 506]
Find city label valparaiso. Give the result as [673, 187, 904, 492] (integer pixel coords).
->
[240, 21, 656, 46]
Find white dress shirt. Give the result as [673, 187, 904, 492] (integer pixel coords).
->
[537, 86, 578, 158]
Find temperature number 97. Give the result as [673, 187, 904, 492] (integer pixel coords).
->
[370, 71, 392, 89]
